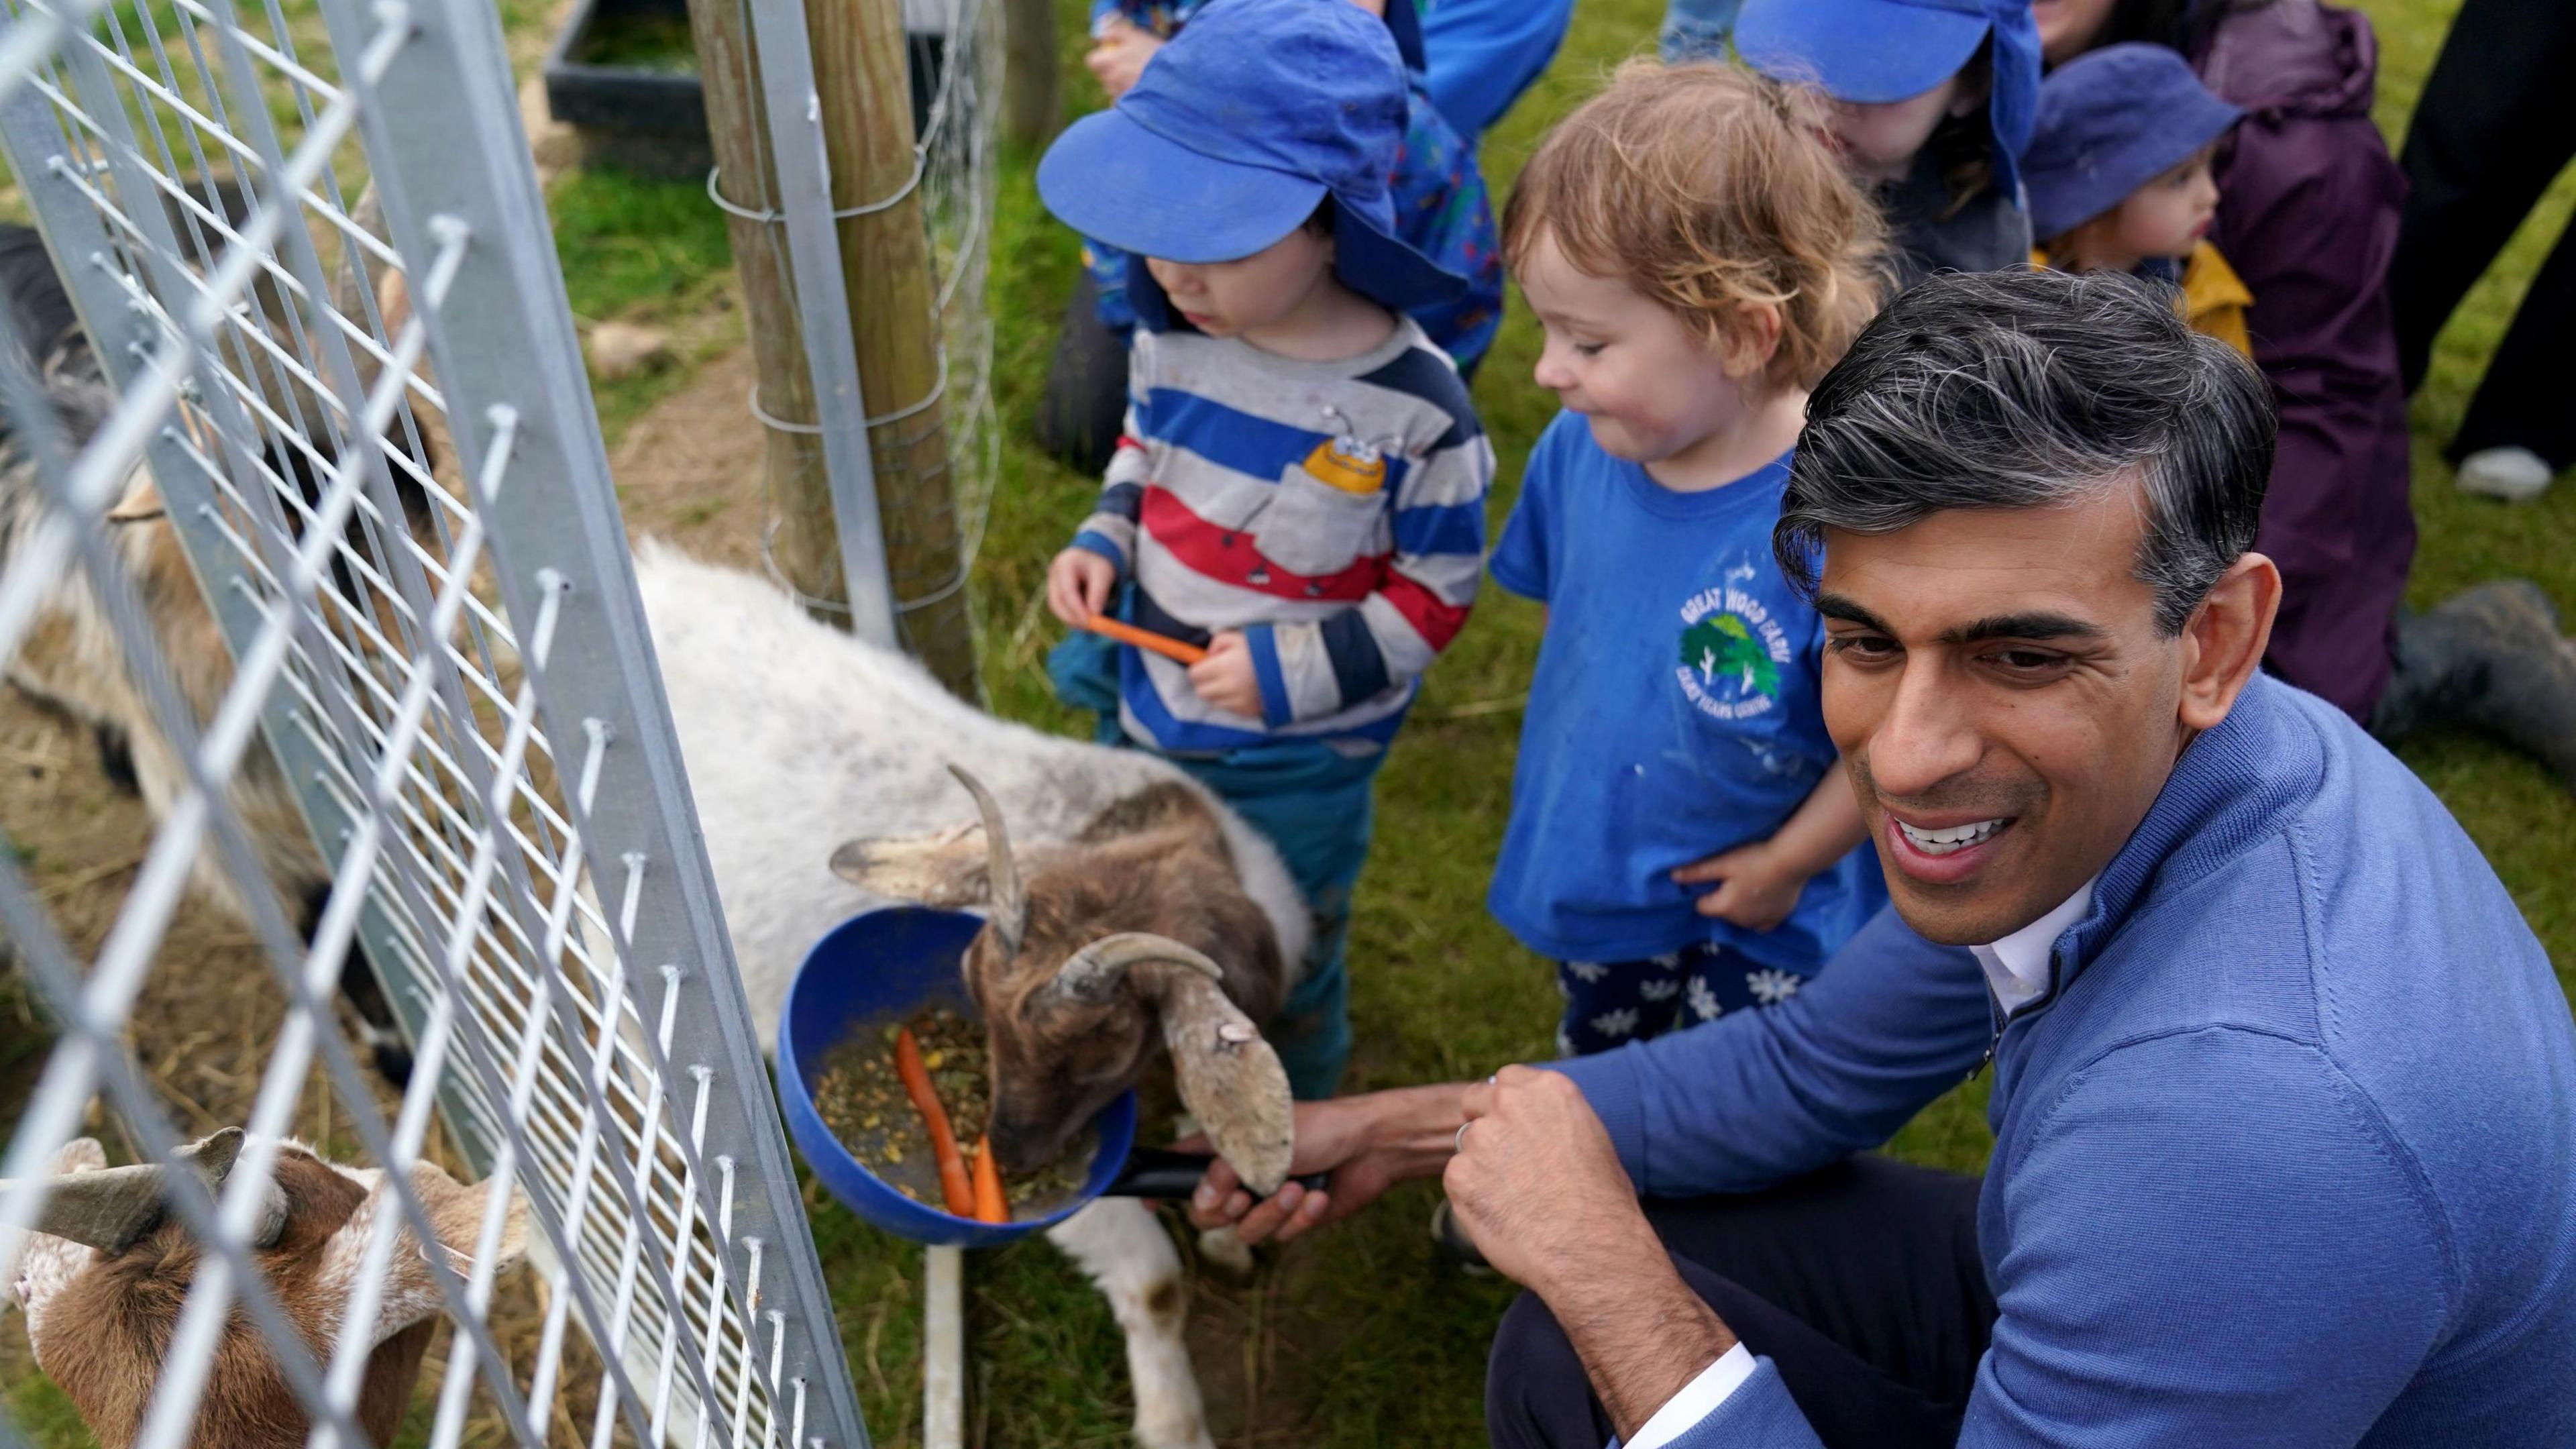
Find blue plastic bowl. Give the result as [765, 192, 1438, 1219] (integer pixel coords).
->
[775, 905, 1140, 1248]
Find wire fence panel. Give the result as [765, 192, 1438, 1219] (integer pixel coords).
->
[0, 0, 869, 1440]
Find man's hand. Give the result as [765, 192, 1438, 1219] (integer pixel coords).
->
[1084, 15, 1163, 99]
[1188, 631, 1262, 717]
[1674, 838, 1809, 930]
[1448, 1067, 1737, 1440]
[1046, 547, 1118, 627]
[1185, 1085, 1470, 1245]
[1443, 1067, 1658, 1295]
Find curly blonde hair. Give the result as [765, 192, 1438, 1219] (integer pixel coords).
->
[1502, 59, 1890, 390]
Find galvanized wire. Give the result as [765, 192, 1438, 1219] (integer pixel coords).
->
[0, 0, 869, 1442]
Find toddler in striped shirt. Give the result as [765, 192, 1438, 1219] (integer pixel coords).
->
[1035, 0, 1493, 1099]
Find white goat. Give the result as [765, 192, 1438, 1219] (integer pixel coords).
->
[630, 541, 1311, 1449]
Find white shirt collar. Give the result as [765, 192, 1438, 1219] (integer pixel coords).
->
[1970, 877, 2098, 1015]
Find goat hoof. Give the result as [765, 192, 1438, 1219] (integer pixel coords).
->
[1194, 1225, 1256, 1283]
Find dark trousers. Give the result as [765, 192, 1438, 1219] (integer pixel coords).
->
[1554, 944, 1803, 1057]
[1486, 1155, 1994, 1449]
[2392, 0, 2576, 466]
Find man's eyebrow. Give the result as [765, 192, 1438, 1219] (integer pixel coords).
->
[1945, 612, 2106, 645]
[1811, 593, 1892, 633]
[1809, 596, 2107, 645]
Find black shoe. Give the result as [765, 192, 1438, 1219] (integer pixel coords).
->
[2377, 580, 2576, 789]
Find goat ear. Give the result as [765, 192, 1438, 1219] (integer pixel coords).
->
[826, 822, 989, 906]
[1157, 976, 1293, 1195]
[326, 1163, 527, 1346]
[2, 1139, 107, 1318]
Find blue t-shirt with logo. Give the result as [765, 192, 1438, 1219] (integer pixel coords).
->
[1485, 411, 1886, 971]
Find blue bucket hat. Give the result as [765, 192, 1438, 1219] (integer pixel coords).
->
[1735, 0, 2043, 201]
[1036, 0, 1466, 328]
[2023, 43, 2242, 240]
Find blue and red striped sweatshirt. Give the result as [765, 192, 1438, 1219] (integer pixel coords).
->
[1069, 317, 1491, 754]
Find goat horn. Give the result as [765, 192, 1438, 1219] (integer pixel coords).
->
[947, 764, 1026, 957]
[6, 1128, 250, 1257]
[1038, 932, 1226, 1013]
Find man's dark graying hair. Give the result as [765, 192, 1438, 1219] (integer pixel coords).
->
[1774, 269, 2276, 635]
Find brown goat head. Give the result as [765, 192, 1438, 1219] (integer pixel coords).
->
[830, 766, 1296, 1192]
[5, 1130, 526, 1449]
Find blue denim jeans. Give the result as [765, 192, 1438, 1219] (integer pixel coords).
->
[1659, 0, 1741, 62]
[1048, 628, 1380, 1099]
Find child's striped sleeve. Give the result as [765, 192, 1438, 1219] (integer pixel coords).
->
[1069, 343, 1156, 570]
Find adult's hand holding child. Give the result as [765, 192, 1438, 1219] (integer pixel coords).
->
[1085, 15, 1163, 100]
[1188, 631, 1261, 716]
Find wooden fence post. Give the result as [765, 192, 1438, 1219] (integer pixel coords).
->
[686, 0, 981, 700]
[810, 0, 979, 698]
[684, 0, 838, 619]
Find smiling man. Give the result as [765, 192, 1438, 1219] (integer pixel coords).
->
[1186, 270, 2576, 1447]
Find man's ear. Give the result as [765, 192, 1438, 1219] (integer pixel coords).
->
[2178, 551, 2280, 732]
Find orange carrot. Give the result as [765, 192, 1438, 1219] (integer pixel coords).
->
[894, 1027, 975, 1218]
[970, 1133, 1008, 1224]
[1079, 614, 1209, 666]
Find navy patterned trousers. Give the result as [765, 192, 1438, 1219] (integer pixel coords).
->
[1555, 942, 1809, 1057]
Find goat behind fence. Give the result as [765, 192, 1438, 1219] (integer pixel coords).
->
[0, 0, 874, 1440]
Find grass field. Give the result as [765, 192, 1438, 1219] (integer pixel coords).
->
[3, 0, 2570, 1442]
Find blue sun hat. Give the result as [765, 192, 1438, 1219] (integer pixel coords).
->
[2023, 44, 2242, 241]
[1734, 0, 2043, 201]
[1036, 0, 1466, 331]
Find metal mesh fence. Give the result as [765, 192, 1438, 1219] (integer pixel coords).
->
[0, 0, 870, 1441]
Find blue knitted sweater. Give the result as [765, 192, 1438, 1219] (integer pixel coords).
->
[1552, 674, 2576, 1446]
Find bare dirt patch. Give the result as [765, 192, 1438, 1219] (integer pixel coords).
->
[606, 343, 768, 568]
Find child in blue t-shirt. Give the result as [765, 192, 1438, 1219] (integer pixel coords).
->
[1491, 60, 1892, 1054]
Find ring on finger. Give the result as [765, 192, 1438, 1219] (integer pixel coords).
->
[1453, 1121, 1470, 1154]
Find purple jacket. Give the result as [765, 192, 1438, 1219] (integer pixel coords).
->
[2195, 0, 2413, 720]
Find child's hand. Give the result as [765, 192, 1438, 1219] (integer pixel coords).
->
[1046, 547, 1119, 627]
[1187, 631, 1263, 718]
[1085, 17, 1163, 100]
[1673, 840, 1809, 931]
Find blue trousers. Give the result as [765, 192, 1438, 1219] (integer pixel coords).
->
[1049, 630, 1379, 1099]
[1554, 941, 1807, 1057]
